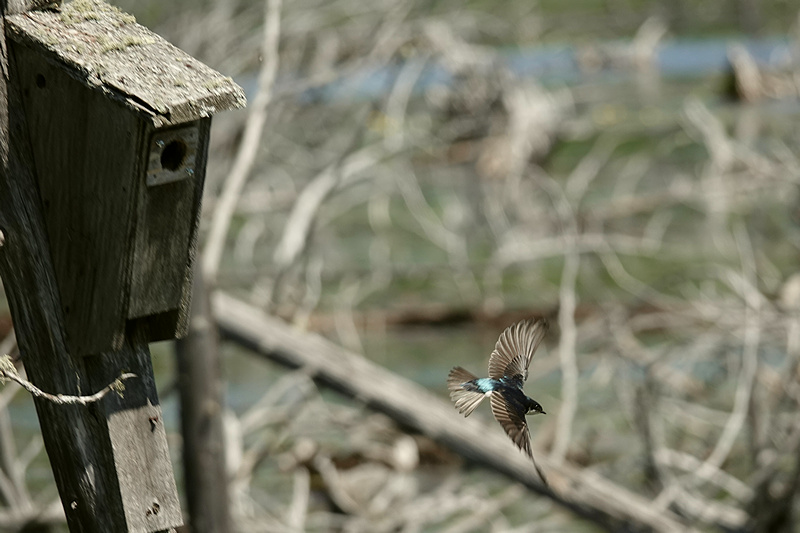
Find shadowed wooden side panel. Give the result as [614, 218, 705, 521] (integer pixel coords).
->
[130, 169, 196, 317]
[15, 42, 139, 357]
[129, 119, 210, 343]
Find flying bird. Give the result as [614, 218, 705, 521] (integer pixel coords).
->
[447, 318, 549, 484]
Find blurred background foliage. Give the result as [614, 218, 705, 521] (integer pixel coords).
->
[3, 0, 800, 531]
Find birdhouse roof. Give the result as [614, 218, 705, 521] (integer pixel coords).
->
[6, 0, 246, 127]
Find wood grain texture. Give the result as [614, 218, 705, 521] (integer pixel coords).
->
[0, 2, 183, 530]
[12, 24, 214, 353]
[4, 0, 58, 14]
[15, 41, 137, 356]
[84, 328, 182, 532]
[213, 293, 699, 533]
[6, 0, 245, 127]
[6, 0, 243, 354]
[1, 14, 125, 530]
[129, 119, 210, 343]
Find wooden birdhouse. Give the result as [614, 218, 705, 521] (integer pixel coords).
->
[5, 0, 246, 357]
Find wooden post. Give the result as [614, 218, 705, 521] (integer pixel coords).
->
[0, 1, 245, 531]
[175, 270, 231, 533]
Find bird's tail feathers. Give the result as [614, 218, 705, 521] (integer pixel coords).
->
[447, 367, 485, 417]
[447, 366, 478, 388]
[514, 431, 549, 487]
[530, 452, 549, 487]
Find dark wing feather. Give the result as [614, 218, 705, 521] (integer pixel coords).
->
[490, 393, 533, 457]
[488, 318, 548, 382]
[490, 393, 548, 486]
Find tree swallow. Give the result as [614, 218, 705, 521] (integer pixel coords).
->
[447, 318, 549, 484]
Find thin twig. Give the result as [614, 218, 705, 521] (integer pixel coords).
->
[691, 225, 760, 484]
[539, 139, 611, 462]
[655, 448, 753, 501]
[203, 0, 283, 283]
[552, 231, 579, 463]
[285, 466, 310, 531]
[0, 357, 135, 406]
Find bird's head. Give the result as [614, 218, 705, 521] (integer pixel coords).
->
[527, 398, 545, 415]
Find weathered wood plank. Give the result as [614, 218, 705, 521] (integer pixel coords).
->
[0, 2, 183, 530]
[1, 9, 128, 529]
[6, 0, 245, 127]
[4, 0, 58, 14]
[84, 329, 182, 532]
[14, 39, 137, 356]
[129, 119, 211, 338]
[213, 292, 698, 533]
[7, 0, 240, 354]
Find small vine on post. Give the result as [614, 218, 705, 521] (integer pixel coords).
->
[0, 355, 135, 405]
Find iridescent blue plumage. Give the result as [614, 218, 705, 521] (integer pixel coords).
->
[447, 318, 549, 485]
[472, 377, 497, 393]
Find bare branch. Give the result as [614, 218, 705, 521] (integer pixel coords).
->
[203, 0, 283, 282]
[690, 225, 760, 484]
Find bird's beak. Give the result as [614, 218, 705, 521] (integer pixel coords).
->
[541, 410, 546, 415]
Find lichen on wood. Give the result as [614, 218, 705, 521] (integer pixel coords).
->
[6, 0, 246, 126]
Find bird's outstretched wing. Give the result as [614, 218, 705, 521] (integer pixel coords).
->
[488, 318, 548, 383]
[489, 392, 532, 456]
[490, 393, 548, 485]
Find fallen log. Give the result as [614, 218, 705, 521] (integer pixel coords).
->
[213, 292, 695, 532]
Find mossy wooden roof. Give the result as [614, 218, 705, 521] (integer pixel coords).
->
[6, 0, 246, 126]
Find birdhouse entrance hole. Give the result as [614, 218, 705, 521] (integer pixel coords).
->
[147, 124, 199, 187]
[160, 140, 187, 171]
